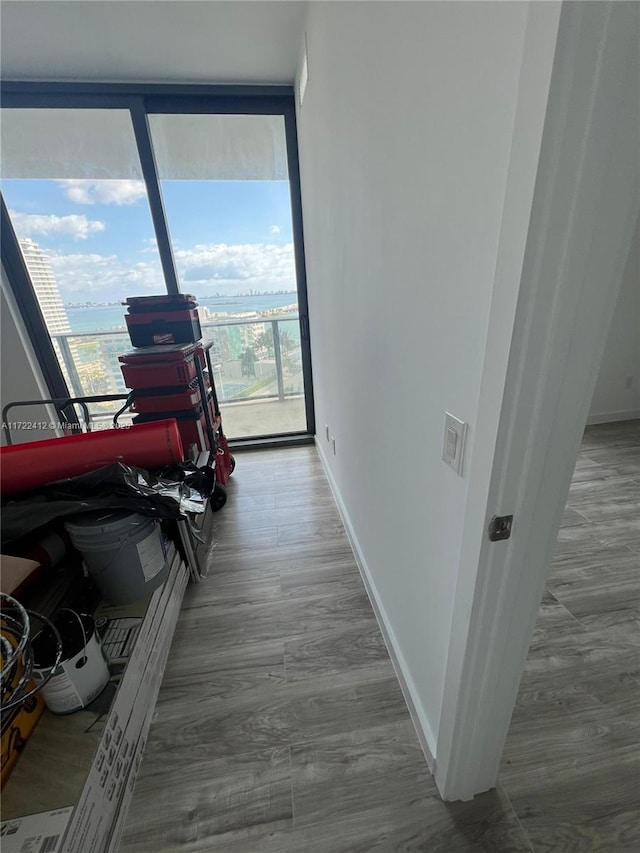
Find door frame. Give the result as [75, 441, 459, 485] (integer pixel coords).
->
[435, 0, 640, 800]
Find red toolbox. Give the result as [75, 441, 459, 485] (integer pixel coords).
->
[125, 309, 201, 347]
[133, 407, 211, 453]
[125, 294, 198, 312]
[124, 294, 201, 346]
[130, 379, 204, 414]
[119, 343, 201, 389]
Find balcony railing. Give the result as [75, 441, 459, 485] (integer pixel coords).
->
[50, 315, 304, 414]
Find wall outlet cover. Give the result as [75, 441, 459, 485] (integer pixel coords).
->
[443, 412, 467, 475]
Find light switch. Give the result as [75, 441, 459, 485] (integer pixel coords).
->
[445, 426, 458, 459]
[443, 412, 467, 475]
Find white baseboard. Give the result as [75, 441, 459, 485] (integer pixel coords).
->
[586, 409, 640, 425]
[314, 438, 437, 772]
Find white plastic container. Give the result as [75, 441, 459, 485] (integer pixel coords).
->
[32, 611, 110, 715]
[65, 510, 168, 605]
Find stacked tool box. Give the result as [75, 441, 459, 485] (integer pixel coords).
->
[118, 296, 234, 500]
[124, 294, 201, 347]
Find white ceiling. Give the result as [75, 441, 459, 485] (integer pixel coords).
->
[0, 1, 308, 85]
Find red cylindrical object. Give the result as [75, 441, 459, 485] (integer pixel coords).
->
[0, 420, 184, 496]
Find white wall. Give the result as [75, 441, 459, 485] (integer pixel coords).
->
[296, 1, 554, 756]
[588, 218, 640, 423]
[1, 263, 56, 445]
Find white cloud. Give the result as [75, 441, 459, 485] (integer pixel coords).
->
[41, 241, 294, 302]
[49, 251, 162, 298]
[140, 236, 159, 253]
[10, 210, 105, 241]
[175, 242, 295, 289]
[58, 180, 147, 206]
[270, 225, 281, 234]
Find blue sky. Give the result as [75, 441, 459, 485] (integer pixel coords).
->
[1, 178, 297, 302]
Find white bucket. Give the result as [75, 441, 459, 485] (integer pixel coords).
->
[64, 510, 169, 605]
[32, 610, 110, 715]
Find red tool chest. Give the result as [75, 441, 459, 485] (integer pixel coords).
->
[129, 380, 203, 415]
[118, 298, 234, 505]
[133, 405, 215, 453]
[125, 295, 198, 312]
[119, 343, 204, 389]
[124, 294, 201, 347]
[125, 309, 201, 347]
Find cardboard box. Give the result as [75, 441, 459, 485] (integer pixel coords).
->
[0, 806, 73, 853]
[1, 552, 189, 853]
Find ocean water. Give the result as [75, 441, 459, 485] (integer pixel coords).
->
[66, 293, 299, 334]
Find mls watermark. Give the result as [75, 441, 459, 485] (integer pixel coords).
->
[2, 421, 131, 432]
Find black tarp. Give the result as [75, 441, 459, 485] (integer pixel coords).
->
[1, 461, 215, 546]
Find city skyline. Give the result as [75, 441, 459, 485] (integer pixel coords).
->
[63, 288, 298, 309]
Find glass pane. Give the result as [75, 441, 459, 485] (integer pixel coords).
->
[149, 113, 307, 439]
[1, 108, 164, 419]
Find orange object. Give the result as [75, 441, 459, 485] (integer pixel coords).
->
[0, 420, 184, 495]
[1, 690, 45, 788]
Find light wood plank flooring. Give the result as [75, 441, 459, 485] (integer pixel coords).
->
[498, 420, 640, 852]
[121, 422, 639, 852]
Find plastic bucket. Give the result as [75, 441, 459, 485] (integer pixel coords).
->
[32, 610, 110, 715]
[64, 510, 169, 605]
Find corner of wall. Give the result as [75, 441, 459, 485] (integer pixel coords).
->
[1, 262, 57, 445]
[314, 437, 437, 771]
[588, 214, 640, 422]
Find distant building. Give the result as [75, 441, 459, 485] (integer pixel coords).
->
[98, 333, 130, 394]
[17, 238, 111, 398]
[18, 238, 71, 335]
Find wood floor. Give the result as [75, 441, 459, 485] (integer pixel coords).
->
[498, 420, 640, 852]
[121, 422, 639, 852]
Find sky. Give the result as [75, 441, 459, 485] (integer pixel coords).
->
[1, 178, 297, 303]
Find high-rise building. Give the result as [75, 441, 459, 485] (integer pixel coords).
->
[18, 237, 84, 394]
[18, 238, 127, 402]
[18, 238, 71, 335]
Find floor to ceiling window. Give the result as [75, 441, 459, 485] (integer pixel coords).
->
[1, 108, 165, 419]
[0, 88, 313, 441]
[148, 113, 306, 437]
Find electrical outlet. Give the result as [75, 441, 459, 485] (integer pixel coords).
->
[331, 436, 336, 455]
[325, 424, 330, 441]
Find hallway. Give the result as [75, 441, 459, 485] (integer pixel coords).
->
[122, 423, 639, 851]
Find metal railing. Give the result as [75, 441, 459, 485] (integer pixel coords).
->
[50, 314, 303, 408]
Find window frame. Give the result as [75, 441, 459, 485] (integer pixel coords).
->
[0, 82, 315, 445]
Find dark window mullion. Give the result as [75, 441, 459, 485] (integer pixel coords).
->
[143, 94, 293, 115]
[284, 106, 315, 436]
[128, 98, 180, 296]
[1, 82, 293, 105]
